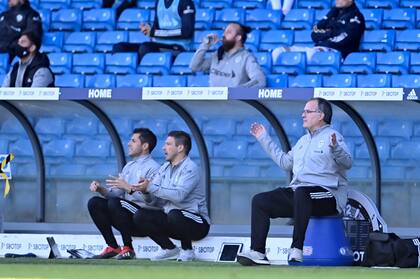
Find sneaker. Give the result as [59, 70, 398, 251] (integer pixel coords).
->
[151, 247, 180, 261]
[177, 249, 195, 262]
[288, 248, 303, 263]
[237, 250, 270, 266]
[116, 246, 136, 260]
[92, 246, 121, 259]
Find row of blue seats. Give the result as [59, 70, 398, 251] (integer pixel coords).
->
[34, 8, 420, 33]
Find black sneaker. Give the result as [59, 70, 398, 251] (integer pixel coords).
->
[116, 246, 135, 260]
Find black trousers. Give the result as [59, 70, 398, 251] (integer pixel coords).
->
[112, 42, 185, 63]
[88, 197, 146, 249]
[133, 208, 210, 250]
[251, 186, 338, 254]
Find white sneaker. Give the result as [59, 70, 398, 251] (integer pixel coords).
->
[288, 248, 303, 263]
[237, 250, 270, 266]
[151, 247, 180, 261]
[177, 249, 195, 262]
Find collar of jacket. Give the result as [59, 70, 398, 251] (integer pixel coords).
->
[307, 124, 330, 137]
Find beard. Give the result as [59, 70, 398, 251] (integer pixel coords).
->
[222, 38, 236, 52]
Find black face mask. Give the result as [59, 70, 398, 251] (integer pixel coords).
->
[15, 45, 31, 59]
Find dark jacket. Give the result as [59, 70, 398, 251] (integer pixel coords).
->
[9, 52, 54, 87]
[311, 3, 365, 58]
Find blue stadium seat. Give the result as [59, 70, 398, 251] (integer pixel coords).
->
[293, 30, 313, 47]
[72, 53, 105, 75]
[341, 120, 378, 136]
[298, 0, 330, 9]
[0, 53, 9, 74]
[357, 74, 391, 87]
[193, 30, 223, 50]
[195, 9, 215, 30]
[85, 163, 117, 176]
[76, 140, 110, 157]
[213, 9, 245, 29]
[315, 9, 328, 22]
[9, 139, 33, 156]
[203, 119, 236, 136]
[67, 118, 98, 135]
[395, 29, 420, 52]
[171, 52, 194, 75]
[0, 74, 5, 85]
[55, 74, 85, 88]
[153, 75, 187, 87]
[281, 9, 314, 30]
[414, 123, 420, 137]
[233, 0, 266, 9]
[0, 119, 27, 135]
[116, 74, 152, 87]
[323, 74, 357, 87]
[272, 52, 306, 75]
[38, 9, 51, 32]
[50, 9, 82, 31]
[132, 119, 167, 137]
[0, 138, 9, 153]
[35, 118, 65, 136]
[417, 9, 420, 28]
[391, 75, 419, 88]
[259, 30, 293, 51]
[355, 139, 390, 161]
[283, 117, 305, 137]
[360, 9, 383, 30]
[340, 52, 376, 74]
[187, 75, 209, 87]
[128, 31, 150, 44]
[41, 32, 64, 53]
[307, 52, 341, 75]
[245, 30, 261, 52]
[50, 163, 86, 176]
[391, 141, 420, 160]
[254, 52, 272, 75]
[116, 9, 150, 31]
[360, 30, 395, 52]
[43, 139, 75, 157]
[288, 75, 322, 88]
[85, 74, 116, 88]
[95, 31, 128, 52]
[228, 165, 260, 178]
[410, 53, 420, 74]
[375, 52, 410, 75]
[347, 166, 370, 180]
[63, 32, 96, 53]
[71, 0, 102, 9]
[213, 140, 247, 159]
[82, 9, 115, 31]
[136, 0, 155, 9]
[365, 0, 398, 9]
[39, 0, 70, 10]
[377, 120, 413, 139]
[266, 74, 288, 87]
[245, 9, 281, 30]
[382, 9, 416, 29]
[105, 52, 137, 74]
[200, 0, 231, 9]
[137, 52, 172, 75]
[48, 53, 72, 74]
[400, 0, 420, 8]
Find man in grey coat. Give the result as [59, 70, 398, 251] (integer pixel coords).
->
[189, 22, 266, 88]
[237, 97, 352, 266]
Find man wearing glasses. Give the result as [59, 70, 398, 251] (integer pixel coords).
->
[237, 97, 352, 265]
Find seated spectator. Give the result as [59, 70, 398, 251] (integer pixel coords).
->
[2, 32, 54, 87]
[0, 0, 43, 62]
[272, 0, 365, 62]
[189, 23, 266, 88]
[133, 131, 210, 262]
[112, 0, 195, 63]
[268, 0, 294, 17]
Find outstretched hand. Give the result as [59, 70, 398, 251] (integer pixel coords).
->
[250, 122, 267, 139]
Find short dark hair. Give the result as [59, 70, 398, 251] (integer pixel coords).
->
[21, 31, 41, 51]
[132, 128, 157, 152]
[168, 130, 192, 155]
[232, 22, 251, 44]
[310, 97, 333, 124]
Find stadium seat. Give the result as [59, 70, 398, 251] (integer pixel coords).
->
[136, 0, 155, 9]
[360, 30, 395, 52]
[322, 74, 357, 87]
[0, 118, 27, 135]
[48, 52, 72, 74]
[82, 9, 115, 31]
[85, 74, 116, 88]
[35, 118, 65, 136]
[133, 119, 168, 138]
[72, 53, 105, 75]
[116, 9, 150, 31]
[315, 9, 328, 22]
[340, 52, 376, 74]
[382, 9, 416, 29]
[195, 9, 215, 30]
[0, 74, 5, 85]
[105, 52, 138, 74]
[38, 9, 51, 32]
[357, 74, 391, 87]
[39, 0, 70, 10]
[9, 139, 33, 156]
[43, 139, 75, 157]
[171, 52, 195, 75]
[76, 139, 110, 157]
[365, 0, 398, 9]
[116, 74, 152, 87]
[254, 52, 272, 75]
[193, 30, 223, 50]
[306, 52, 341, 75]
[85, 163, 117, 176]
[341, 120, 378, 136]
[0, 138, 8, 153]
[259, 30, 293, 51]
[281, 9, 314, 30]
[293, 30, 313, 47]
[153, 75, 187, 87]
[391, 75, 420, 88]
[55, 74, 85, 88]
[410, 53, 420, 74]
[283, 117, 305, 137]
[203, 119, 236, 136]
[66, 118, 98, 135]
[137, 52, 172, 75]
[50, 9, 82, 31]
[128, 31, 150, 44]
[399, 0, 420, 8]
[0, 53, 8, 74]
[233, 0, 266, 9]
[378, 120, 413, 139]
[213, 140, 247, 159]
[391, 141, 420, 160]
[417, 9, 420, 28]
[95, 31, 128, 52]
[298, 0, 330, 9]
[288, 75, 322, 88]
[200, 0, 232, 9]
[414, 123, 420, 137]
[272, 52, 306, 75]
[62, 32, 96, 53]
[394, 29, 420, 52]
[41, 32, 64, 53]
[187, 75, 209, 87]
[354, 139, 390, 161]
[375, 52, 410, 75]
[360, 9, 383, 30]
[71, 0, 102, 9]
[242, 30, 260, 52]
[266, 74, 288, 88]
[245, 9, 282, 30]
[213, 9, 245, 29]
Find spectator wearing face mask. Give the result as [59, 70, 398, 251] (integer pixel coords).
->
[2, 32, 54, 88]
[189, 22, 266, 88]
